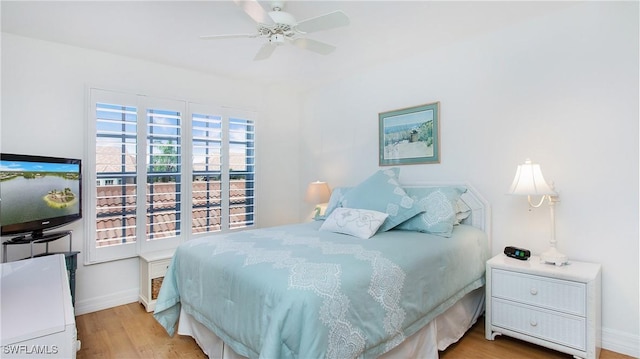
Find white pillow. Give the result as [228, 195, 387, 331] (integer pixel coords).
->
[455, 198, 472, 224]
[319, 208, 388, 239]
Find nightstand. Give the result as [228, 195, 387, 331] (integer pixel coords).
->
[485, 253, 601, 359]
[139, 249, 174, 312]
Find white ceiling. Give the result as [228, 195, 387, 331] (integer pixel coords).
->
[1, 1, 577, 90]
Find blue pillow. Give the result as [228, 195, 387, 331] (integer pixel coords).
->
[340, 168, 423, 232]
[318, 186, 352, 220]
[395, 186, 466, 237]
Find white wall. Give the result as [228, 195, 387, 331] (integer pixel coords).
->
[1, 33, 303, 314]
[300, 2, 639, 356]
[2, 1, 638, 356]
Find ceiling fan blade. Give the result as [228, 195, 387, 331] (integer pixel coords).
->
[200, 33, 258, 40]
[291, 38, 336, 55]
[254, 42, 277, 61]
[233, 0, 272, 24]
[295, 10, 350, 34]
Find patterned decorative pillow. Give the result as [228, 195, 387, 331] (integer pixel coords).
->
[318, 186, 352, 220]
[395, 186, 467, 237]
[319, 208, 388, 239]
[339, 168, 423, 232]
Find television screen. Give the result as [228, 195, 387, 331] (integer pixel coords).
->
[1, 153, 82, 238]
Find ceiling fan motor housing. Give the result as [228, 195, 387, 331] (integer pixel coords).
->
[270, 1, 285, 12]
[268, 10, 296, 26]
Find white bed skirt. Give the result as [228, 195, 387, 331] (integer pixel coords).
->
[177, 287, 485, 359]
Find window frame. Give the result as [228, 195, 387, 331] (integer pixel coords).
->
[86, 88, 257, 264]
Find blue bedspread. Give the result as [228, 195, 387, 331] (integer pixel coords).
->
[154, 222, 489, 359]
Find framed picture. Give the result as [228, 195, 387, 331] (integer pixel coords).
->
[379, 101, 440, 166]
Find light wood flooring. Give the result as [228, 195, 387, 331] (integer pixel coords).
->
[76, 302, 635, 359]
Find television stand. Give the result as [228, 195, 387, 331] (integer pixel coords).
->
[2, 230, 73, 262]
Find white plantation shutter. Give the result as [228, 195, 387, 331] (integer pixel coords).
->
[191, 113, 223, 234]
[87, 89, 257, 263]
[146, 108, 182, 240]
[95, 102, 138, 248]
[229, 117, 255, 229]
[88, 89, 140, 261]
[190, 105, 256, 235]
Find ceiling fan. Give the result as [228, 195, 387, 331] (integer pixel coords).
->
[200, 0, 350, 61]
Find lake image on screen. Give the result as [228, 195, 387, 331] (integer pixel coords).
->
[1, 174, 80, 227]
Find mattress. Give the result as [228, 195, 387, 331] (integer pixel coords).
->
[154, 221, 489, 359]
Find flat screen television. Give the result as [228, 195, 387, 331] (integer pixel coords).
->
[1, 153, 82, 239]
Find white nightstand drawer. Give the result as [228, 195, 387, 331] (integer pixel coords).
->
[492, 298, 586, 351]
[150, 259, 171, 278]
[492, 269, 586, 316]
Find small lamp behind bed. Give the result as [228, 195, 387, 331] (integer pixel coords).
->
[305, 181, 331, 219]
[509, 159, 567, 266]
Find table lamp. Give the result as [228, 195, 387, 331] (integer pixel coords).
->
[508, 159, 567, 266]
[305, 181, 331, 218]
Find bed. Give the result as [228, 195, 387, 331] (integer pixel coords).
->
[154, 169, 491, 359]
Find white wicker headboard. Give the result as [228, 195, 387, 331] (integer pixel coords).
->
[400, 181, 492, 246]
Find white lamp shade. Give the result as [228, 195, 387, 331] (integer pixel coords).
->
[305, 181, 331, 204]
[508, 159, 556, 195]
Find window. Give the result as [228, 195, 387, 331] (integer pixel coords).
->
[146, 108, 182, 240]
[94, 100, 137, 250]
[228, 117, 255, 229]
[191, 113, 222, 233]
[87, 89, 256, 263]
[190, 104, 256, 235]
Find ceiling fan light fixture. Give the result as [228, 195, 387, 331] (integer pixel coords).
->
[269, 34, 285, 45]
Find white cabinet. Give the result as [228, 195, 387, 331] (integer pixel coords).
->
[486, 254, 601, 359]
[139, 249, 174, 312]
[1, 254, 79, 358]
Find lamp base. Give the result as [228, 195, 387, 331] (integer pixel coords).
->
[540, 247, 568, 266]
[312, 204, 328, 220]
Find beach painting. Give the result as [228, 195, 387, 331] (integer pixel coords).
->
[379, 102, 440, 166]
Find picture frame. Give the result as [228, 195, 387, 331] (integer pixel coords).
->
[379, 101, 440, 166]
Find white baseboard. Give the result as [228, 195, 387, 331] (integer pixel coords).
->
[602, 327, 640, 358]
[74, 288, 139, 316]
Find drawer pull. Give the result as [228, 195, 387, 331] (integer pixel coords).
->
[530, 320, 538, 327]
[530, 288, 538, 295]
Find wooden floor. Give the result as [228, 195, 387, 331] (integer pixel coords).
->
[76, 302, 634, 359]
